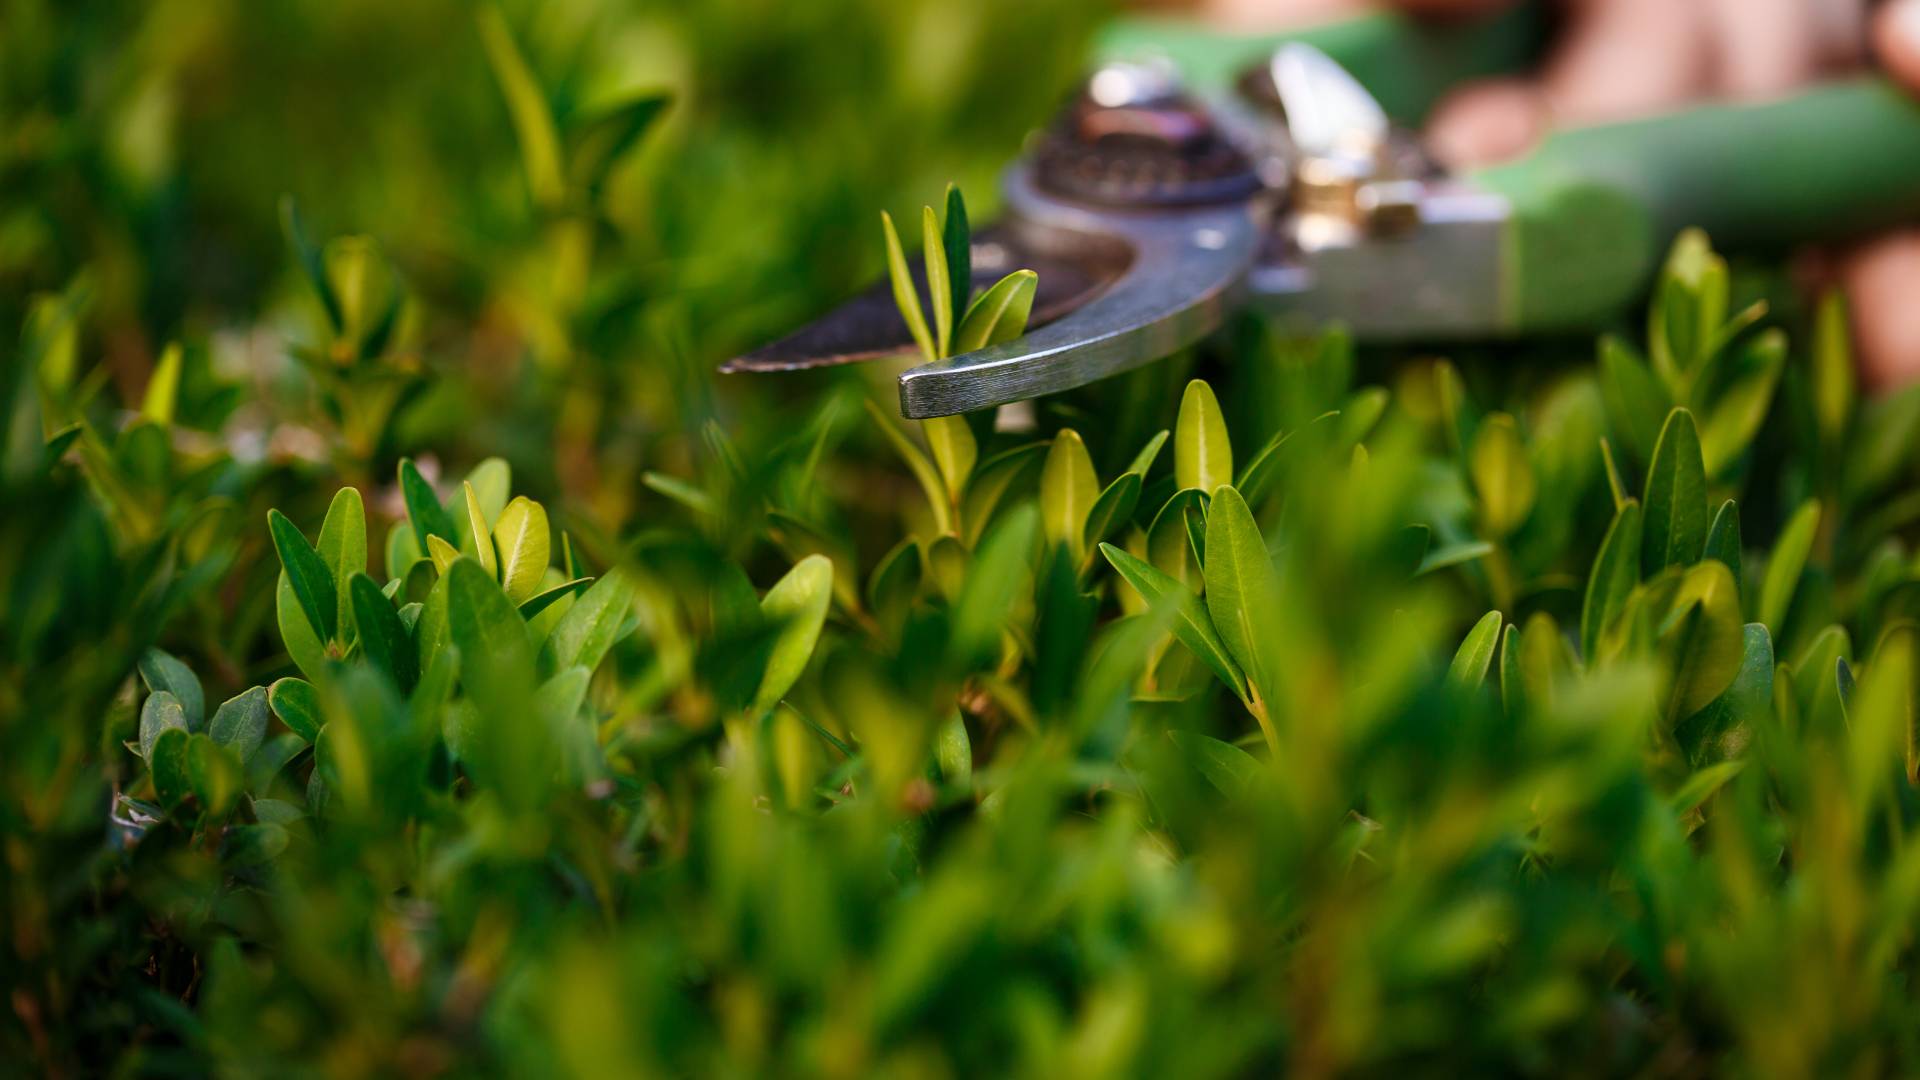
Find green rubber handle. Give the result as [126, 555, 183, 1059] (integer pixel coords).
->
[1099, 6, 1550, 125]
[1475, 78, 1920, 332]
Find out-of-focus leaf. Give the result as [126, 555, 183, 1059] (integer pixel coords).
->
[1470, 413, 1535, 538]
[951, 506, 1039, 667]
[1675, 623, 1771, 766]
[1700, 329, 1784, 475]
[1812, 289, 1854, 446]
[1660, 560, 1744, 726]
[753, 555, 834, 719]
[866, 398, 951, 536]
[1170, 730, 1262, 796]
[186, 735, 243, 818]
[140, 343, 181, 425]
[1599, 336, 1667, 463]
[1759, 499, 1820, 637]
[1582, 500, 1642, 662]
[478, 5, 563, 208]
[923, 415, 976, 504]
[542, 566, 637, 675]
[150, 728, 191, 807]
[1704, 500, 1742, 603]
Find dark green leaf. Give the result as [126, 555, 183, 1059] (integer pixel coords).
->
[1642, 408, 1707, 575]
[208, 686, 268, 765]
[139, 649, 204, 730]
[269, 509, 339, 645]
[350, 572, 418, 693]
[268, 678, 323, 744]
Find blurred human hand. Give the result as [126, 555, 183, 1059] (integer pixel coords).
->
[1203, 0, 1920, 388]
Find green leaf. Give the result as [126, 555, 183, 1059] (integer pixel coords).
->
[317, 487, 367, 645]
[942, 184, 971, 341]
[139, 649, 204, 731]
[268, 678, 323, 744]
[568, 92, 669, 197]
[150, 728, 191, 807]
[936, 711, 972, 789]
[461, 482, 498, 578]
[208, 686, 268, 765]
[1101, 543, 1248, 702]
[951, 505, 1040, 666]
[1170, 730, 1262, 797]
[1448, 610, 1503, 691]
[427, 535, 461, 576]
[753, 555, 834, 719]
[1040, 429, 1097, 562]
[1147, 488, 1209, 591]
[1760, 499, 1820, 636]
[399, 458, 457, 554]
[1811, 289, 1854, 447]
[1175, 380, 1232, 493]
[865, 398, 953, 536]
[1675, 623, 1772, 766]
[280, 197, 344, 333]
[1082, 472, 1142, 555]
[1469, 412, 1535, 538]
[518, 576, 592, 620]
[961, 441, 1045, 547]
[866, 538, 923, 620]
[478, 5, 563, 208]
[1642, 408, 1707, 575]
[1599, 437, 1630, 510]
[492, 496, 551, 604]
[269, 509, 339, 646]
[881, 209, 935, 364]
[1125, 429, 1170, 478]
[277, 573, 328, 679]
[1700, 329, 1785, 475]
[542, 566, 637, 674]
[1598, 336, 1667, 464]
[1669, 760, 1745, 816]
[1204, 486, 1279, 705]
[1582, 500, 1643, 662]
[349, 572, 419, 693]
[464, 457, 512, 525]
[951, 270, 1037, 354]
[922, 204, 952, 357]
[923, 415, 976, 503]
[141, 343, 181, 425]
[1660, 560, 1745, 726]
[1703, 500, 1743, 603]
[187, 734, 244, 818]
[139, 691, 188, 761]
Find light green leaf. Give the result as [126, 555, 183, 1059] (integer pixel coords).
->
[427, 534, 461, 576]
[461, 482, 499, 578]
[923, 204, 952, 356]
[1101, 542, 1248, 702]
[317, 486, 367, 644]
[1642, 408, 1707, 575]
[492, 496, 551, 604]
[518, 576, 592, 620]
[478, 5, 563, 208]
[753, 555, 834, 719]
[1469, 412, 1535, 538]
[951, 505, 1039, 666]
[1204, 486, 1279, 705]
[542, 566, 637, 675]
[923, 415, 976, 503]
[1812, 289, 1854, 447]
[1040, 429, 1097, 561]
[952, 270, 1037, 354]
[1448, 610, 1503, 691]
[1125, 429, 1170, 478]
[1759, 498, 1820, 636]
[268, 678, 323, 744]
[881, 209, 935, 364]
[936, 711, 972, 789]
[208, 686, 268, 765]
[865, 397, 952, 536]
[464, 457, 512, 524]
[1175, 379, 1232, 493]
[141, 342, 181, 425]
[269, 509, 339, 645]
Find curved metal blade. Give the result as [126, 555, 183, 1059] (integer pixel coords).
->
[897, 167, 1261, 418]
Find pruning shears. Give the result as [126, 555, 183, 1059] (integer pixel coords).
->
[725, 5, 1920, 418]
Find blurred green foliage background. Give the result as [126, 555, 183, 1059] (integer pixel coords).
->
[11, 1, 1920, 1077]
